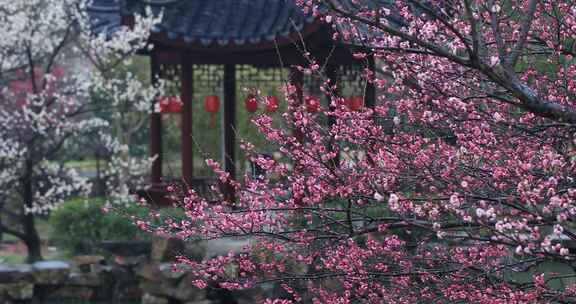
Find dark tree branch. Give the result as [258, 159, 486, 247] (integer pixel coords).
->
[508, 0, 539, 67]
[323, 0, 576, 124]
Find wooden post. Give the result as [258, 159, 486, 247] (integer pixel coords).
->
[289, 67, 304, 206]
[325, 65, 338, 122]
[325, 65, 340, 168]
[289, 67, 304, 143]
[150, 53, 162, 184]
[223, 64, 236, 201]
[364, 56, 379, 167]
[181, 56, 193, 186]
[365, 55, 376, 110]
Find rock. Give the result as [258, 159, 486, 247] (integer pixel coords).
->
[100, 265, 117, 274]
[100, 240, 151, 257]
[205, 238, 249, 258]
[66, 272, 101, 287]
[159, 263, 190, 280]
[0, 264, 32, 283]
[0, 282, 34, 300]
[46, 286, 94, 300]
[32, 261, 70, 285]
[102, 265, 142, 300]
[176, 275, 207, 301]
[138, 262, 207, 301]
[117, 284, 143, 300]
[72, 255, 105, 273]
[260, 282, 276, 299]
[151, 236, 185, 262]
[224, 263, 239, 279]
[140, 278, 206, 302]
[135, 263, 163, 282]
[184, 241, 208, 262]
[142, 292, 169, 304]
[114, 254, 147, 266]
[72, 255, 105, 266]
[185, 300, 214, 304]
[0, 294, 11, 304]
[232, 287, 266, 304]
[137, 262, 190, 282]
[140, 281, 177, 299]
[93, 269, 115, 300]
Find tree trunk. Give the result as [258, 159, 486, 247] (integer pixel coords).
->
[116, 114, 132, 189]
[23, 212, 42, 263]
[22, 166, 43, 262]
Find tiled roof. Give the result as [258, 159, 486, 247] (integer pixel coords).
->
[87, 0, 125, 36]
[87, 0, 402, 48]
[88, 0, 315, 47]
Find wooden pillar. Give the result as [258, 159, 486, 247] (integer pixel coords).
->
[325, 65, 340, 168]
[365, 56, 380, 167]
[223, 64, 236, 200]
[289, 67, 304, 142]
[181, 56, 193, 185]
[289, 67, 305, 206]
[365, 55, 376, 110]
[325, 65, 338, 126]
[150, 53, 162, 184]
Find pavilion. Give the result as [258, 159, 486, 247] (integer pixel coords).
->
[88, 0, 380, 204]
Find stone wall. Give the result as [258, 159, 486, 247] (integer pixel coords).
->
[0, 257, 143, 303]
[0, 237, 268, 304]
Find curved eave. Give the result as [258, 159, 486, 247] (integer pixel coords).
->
[147, 20, 325, 53]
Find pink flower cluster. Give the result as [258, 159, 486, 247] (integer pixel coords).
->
[141, 1, 576, 302]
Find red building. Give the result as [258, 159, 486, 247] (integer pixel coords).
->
[88, 0, 378, 204]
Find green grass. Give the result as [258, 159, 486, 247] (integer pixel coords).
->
[64, 159, 99, 170]
[0, 254, 25, 264]
[0, 212, 64, 264]
[2, 218, 52, 243]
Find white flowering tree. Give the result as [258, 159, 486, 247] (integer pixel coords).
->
[90, 66, 161, 205]
[0, 0, 161, 262]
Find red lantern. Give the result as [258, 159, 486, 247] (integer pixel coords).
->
[204, 95, 220, 128]
[168, 96, 182, 113]
[305, 96, 321, 113]
[159, 96, 181, 113]
[245, 94, 258, 113]
[265, 95, 280, 113]
[348, 96, 363, 111]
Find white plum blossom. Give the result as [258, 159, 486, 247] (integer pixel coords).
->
[25, 163, 92, 214]
[102, 134, 157, 205]
[0, 0, 162, 260]
[388, 193, 400, 211]
[491, 4, 502, 13]
[553, 224, 564, 236]
[476, 208, 486, 218]
[449, 193, 461, 207]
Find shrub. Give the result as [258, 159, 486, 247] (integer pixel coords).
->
[49, 197, 150, 255]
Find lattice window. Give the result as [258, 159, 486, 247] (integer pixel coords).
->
[236, 65, 287, 95]
[235, 65, 288, 176]
[159, 63, 181, 81]
[189, 65, 225, 177]
[301, 64, 367, 105]
[193, 65, 225, 98]
[338, 64, 368, 98]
